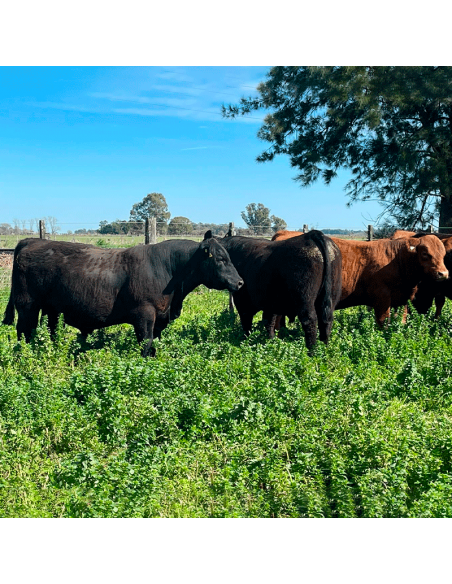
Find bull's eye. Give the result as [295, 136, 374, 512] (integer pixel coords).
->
[209, 253, 213, 258]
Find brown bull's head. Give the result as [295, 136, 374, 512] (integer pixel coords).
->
[409, 235, 449, 281]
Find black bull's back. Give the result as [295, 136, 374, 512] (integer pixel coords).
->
[3, 235, 243, 356]
[218, 231, 342, 350]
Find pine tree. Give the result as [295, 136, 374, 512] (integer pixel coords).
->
[223, 66, 452, 231]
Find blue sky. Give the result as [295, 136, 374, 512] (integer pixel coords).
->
[0, 66, 384, 232]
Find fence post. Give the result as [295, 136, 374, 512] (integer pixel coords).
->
[39, 220, 45, 239]
[228, 222, 236, 236]
[303, 224, 309, 233]
[428, 224, 434, 233]
[145, 218, 149, 245]
[367, 225, 374, 241]
[150, 217, 157, 244]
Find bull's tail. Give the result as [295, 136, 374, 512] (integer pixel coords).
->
[305, 230, 333, 323]
[2, 285, 15, 326]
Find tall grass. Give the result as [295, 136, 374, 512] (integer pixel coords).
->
[0, 285, 452, 517]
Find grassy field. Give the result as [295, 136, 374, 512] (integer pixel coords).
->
[0, 233, 206, 249]
[1, 273, 452, 517]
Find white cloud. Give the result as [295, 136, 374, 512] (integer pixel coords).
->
[180, 146, 210, 151]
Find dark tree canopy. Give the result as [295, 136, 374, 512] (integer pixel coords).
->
[271, 215, 287, 233]
[130, 193, 171, 228]
[241, 203, 287, 235]
[223, 66, 452, 231]
[241, 203, 272, 235]
[168, 216, 193, 236]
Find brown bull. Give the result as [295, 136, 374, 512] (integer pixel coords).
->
[272, 230, 448, 327]
[390, 229, 452, 317]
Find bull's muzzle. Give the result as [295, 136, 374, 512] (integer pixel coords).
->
[231, 279, 244, 292]
[436, 270, 449, 281]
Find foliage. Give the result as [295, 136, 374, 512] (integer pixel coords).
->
[129, 193, 171, 232]
[223, 66, 452, 230]
[45, 216, 61, 236]
[191, 223, 230, 237]
[2, 284, 452, 517]
[241, 203, 272, 235]
[373, 222, 399, 240]
[271, 216, 287, 233]
[168, 217, 193, 236]
[98, 219, 137, 235]
[241, 203, 287, 235]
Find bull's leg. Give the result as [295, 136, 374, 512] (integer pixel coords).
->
[298, 306, 318, 352]
[262, 310, 279, 338]
[412, 287, 435, 315]
[16, 305, 40, 343]
[238, 311, 254, 336]
[133, 305, 157, 357]
[265, 314, 279, 339]
[401, 305, 409, 324]
[315, 303, 334, 344]
[317, 318, 333, 344]
[434, 294, 446, 319]
[232, 288, 255, 336]
[153, 315, 170, 340]
[373, 300, 391, 327]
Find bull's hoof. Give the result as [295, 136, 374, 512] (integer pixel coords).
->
[141, 346, 156, 358]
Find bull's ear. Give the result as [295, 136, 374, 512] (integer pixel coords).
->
[204, 230, 213, 240]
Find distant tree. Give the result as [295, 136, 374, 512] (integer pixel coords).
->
[168, 216, 193, 236]
[98, 219, 133, 235]
[192, 222, 229, 236]
[241, 203, 272, 235]
[271, 215, 287, 233]
[46, 216, 61, 235]
[130, 193, 171, 232]
[0, 223, 12, 235]
[28, 218, 36, 233]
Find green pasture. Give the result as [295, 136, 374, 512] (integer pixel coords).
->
[1, 279, 452, 517]
[0, 234, 205, 249]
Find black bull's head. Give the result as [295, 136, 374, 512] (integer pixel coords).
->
[164, 232, 244, 296]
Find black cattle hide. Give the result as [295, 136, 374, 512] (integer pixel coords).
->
[3, 233, 243, 356]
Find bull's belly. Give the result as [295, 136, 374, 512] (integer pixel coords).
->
[336, 286, 416, 311]
[43, 295, 132, 331]
[58, 306, 128, 330]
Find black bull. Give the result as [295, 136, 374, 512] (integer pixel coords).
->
[2, 232, 243, 356]
[216, 230, 342, 350]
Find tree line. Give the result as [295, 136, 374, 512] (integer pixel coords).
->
[97, 193, 290, 236]
[0, 216, 60, 236]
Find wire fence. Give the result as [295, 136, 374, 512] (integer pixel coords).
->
[0, 219, 369, 250]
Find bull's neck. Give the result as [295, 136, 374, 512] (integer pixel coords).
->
[397, 241, 424, 284]
[167, 245, 202, 299]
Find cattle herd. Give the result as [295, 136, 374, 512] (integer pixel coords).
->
[2, 227, 452, 356]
